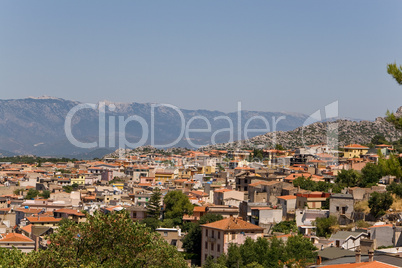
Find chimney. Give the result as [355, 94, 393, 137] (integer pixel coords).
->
[316, 256, 322, 265]
[355, 248, 361, 263]
[368, 250, 374, 262]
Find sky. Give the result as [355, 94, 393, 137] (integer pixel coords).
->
[1, 1, 402, 120]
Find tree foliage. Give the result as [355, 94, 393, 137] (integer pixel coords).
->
[29, 210, 187, 267]
[378, 153, 402, 179]
[360, 162, 382, 187]
[293, 177, 332, 192]
[387, 62, 402, 85]
[0, 247, 29, 268]
[0, 211, 187, 267]
[368, 192, 393, 219]
[271, 220, 298, 234]
[204, 235, 317, 268]
[314, 216, 338, 238]
[25, 189, 39, 200]
[370, 134, 389, 146]
[39, 190, 51, 199]
[387, 182, 402, 198]
[147, 188, 162, 220]
[336, 169, 361, 187]
[163, 190, 193, 222]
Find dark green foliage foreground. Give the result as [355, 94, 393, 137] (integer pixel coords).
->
[203, 235, 317, 268]
[0, 211, 187, 268]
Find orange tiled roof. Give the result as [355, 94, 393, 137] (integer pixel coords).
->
[277, 195, 297, 200]
[193, 206, 207, 213]
[15, 208, 43, 214]
[202, 217, 263, 231]
[26, 216, 62, 223]
[190, 191, 208, 197]
[214, 189, 232, 193]
[0, 233, 34, 243]
[343, 144, 369, 149]
[21, 224, 33, 234]
[368, 224, 393, 228]
[54, 208, 85, 216]
[320, 261, 396, 268]
[251, 207, 272, 210]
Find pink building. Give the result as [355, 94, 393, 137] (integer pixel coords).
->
[201, 216, 264, 265]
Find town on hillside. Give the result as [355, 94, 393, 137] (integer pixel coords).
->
[0, 141, 402, 267]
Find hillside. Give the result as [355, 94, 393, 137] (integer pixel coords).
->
[203, 108, 402, 150]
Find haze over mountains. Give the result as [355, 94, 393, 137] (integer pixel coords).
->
[0, 97, 309, 158]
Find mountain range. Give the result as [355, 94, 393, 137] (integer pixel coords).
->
[0, 97, 309, 158]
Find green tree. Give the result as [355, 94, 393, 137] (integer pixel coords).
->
[39, 190, 51, 199]
[378, 154, 402, 178]
[63, 185, 73, 193]
[140, 217, 160, 232]
[314, 216, 338, 238]
[25, 189, 39, 200]
[13, 188, 23, 195]
[252, 149, 263, 160]
[275, 144, 285, 150]
[0, 247, 29, 267]
[271, 220, 298, 234]
[371, 134, 389, 145]
[336, 169, 361, 187]
[285, 235, 318, 267]
[360, 163, 382, 187]
[163, 190, 193, 223]
[147, 188, 162, 220]
[293, 177, 316, 191]
[199, 213, 223, 225]
[28, 210, 187, 267]
[385, 62, 402, 128]
[368, 192, 393, 219]
[226, 243, 243, 268]
[204, 235, 317, 268]
[387, 182, 402, 198]
[387, 62, 402, 85]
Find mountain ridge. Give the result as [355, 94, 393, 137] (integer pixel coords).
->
[0, 97, 310, 157]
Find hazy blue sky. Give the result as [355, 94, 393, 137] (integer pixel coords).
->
[1, 1, 402, 119]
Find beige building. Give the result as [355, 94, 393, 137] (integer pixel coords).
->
[0, 233, 35, 253]
[155, 227, 184, 251]
[201, 216, 264, 265]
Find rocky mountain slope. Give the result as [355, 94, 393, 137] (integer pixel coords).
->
[203, 108, 402, 150]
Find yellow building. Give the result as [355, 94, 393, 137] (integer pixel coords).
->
[155, 171, 175, 182]
[203, 166, 216, 174]
[342, 144, 369, 158]
[71, 175, 85, 185]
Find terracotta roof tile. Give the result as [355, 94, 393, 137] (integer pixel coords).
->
[202, 217, 263, 231]
[0, 233, 34, 243]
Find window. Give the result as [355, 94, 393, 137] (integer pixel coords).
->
[218, 232, 220, 239]
[212, 230, 215, 238]
[206, 229, 208, 236]
[205, 242, 208, 249]
[211, 243, 214, 250]
[164, 232, 168, 236]
[336, 206, 339, 212]
[217, 244, 220, 252]
[171, 240, 177, 246]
